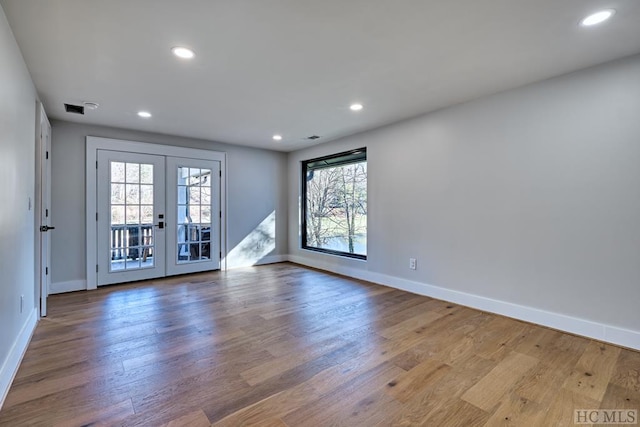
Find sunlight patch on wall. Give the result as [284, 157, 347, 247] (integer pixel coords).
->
[227, 211, 276, 268]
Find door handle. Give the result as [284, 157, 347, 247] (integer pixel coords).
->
[156, 222, 164, 229]
[40, 225, 56, 232]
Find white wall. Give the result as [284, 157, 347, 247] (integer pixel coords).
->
[50, 121, 288, 290]
[0, 5, 38, 405]
[288, 54, 640, 348]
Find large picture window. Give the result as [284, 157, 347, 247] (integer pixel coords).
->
[301, 148, 367, 259]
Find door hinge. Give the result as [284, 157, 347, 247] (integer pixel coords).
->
[46, 267, 49, 275]
[96, 212, 98, 221]
[46, 151, 49, 160]
[96, 264, 99, 273]
[219, 170, 222, 177]
[96, 161, 98, 169]
[220, 251, 222, 259]
[219, 211, 222, 218]
[46, 209, 49, 218]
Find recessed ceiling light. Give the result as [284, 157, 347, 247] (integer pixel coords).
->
[137, 111, 152, 118]
[580, 9, 615, 26]
[272, 134, 283, 141]
[171, 46, 195, 59]
[350, 103, 364, 111]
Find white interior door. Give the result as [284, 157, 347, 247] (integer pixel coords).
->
[97, 150, 166, 285]
[166, 157, 221, 275]
[37, 103, 52, 316]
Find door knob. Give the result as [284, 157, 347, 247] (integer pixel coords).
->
[40, 225, 56, 232]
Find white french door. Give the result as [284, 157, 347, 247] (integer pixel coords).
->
[97, 150, 166, 285]
[96, 150, 221, 286]
[166, 157, 221, 275]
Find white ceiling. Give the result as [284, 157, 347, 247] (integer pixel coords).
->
[2, 1, 640, 152]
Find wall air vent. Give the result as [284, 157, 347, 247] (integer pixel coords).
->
[307, 135, 321, 140]
[64, 103, 85, 115]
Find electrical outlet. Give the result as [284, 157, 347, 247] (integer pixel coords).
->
[20, 295, 24, 313]
[409, 258, 417, 270]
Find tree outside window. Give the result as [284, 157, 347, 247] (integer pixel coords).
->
[302, 148, 367, 259]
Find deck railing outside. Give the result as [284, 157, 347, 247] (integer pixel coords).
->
[110, 224, 154, 260]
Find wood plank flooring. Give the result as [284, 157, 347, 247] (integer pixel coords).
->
[0, 263, 638, 426]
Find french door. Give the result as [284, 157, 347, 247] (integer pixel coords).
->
[97, 151, 166, 285]
[96, 150, 220, 286]
[166, 157, 221, 276]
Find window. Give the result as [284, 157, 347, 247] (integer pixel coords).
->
[301, 148, 367, 259]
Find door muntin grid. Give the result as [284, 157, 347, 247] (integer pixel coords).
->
[176, 167, 212, 263]
[109, 161, 155, 271]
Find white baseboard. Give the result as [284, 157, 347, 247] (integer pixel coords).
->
[52, 257, 288, 293]
[50, 279, 86, 294]
[227, 254, 289, 270]
[0, 308, 38, 410]
[287, 255, 640, 351]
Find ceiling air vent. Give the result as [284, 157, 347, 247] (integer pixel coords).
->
[306, 135, 321, 140]
[64, 103, 85, 115]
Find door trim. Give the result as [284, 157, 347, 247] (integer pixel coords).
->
[86, 136, 227, 290]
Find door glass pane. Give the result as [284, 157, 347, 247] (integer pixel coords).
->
[201, 187, 211, 204]
[188, 225, 200, 242]
[111, 183, 125, 204]
[189, 243, 200, 261]
[178, 205, 188, 223]
[110, 161, 154, 272]
[111, 206, 125, 225]
[141, 205, 153, 223]
[201, 242, 210, 259]
[110, 249, 125, 270]
[177, 225, 187, 243]
[126, 206, 140, 224]
[200, 169, 211, 186]
[201, 206, 211, 224]
[178, 186, 187, 204]
[126, 163, 140, 183]
[111, 162, 125, 183]
[140, 185, 153, 204]
[126, 184, 139, 204]
[176, 166, 213, 264]
[189, 206, 201, 224]
[140, 164, 153, 184]
[189, 187, 201, 204]
[188, 168, 201, 185]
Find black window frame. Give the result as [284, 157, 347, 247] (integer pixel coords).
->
[301, 148, 367, 260]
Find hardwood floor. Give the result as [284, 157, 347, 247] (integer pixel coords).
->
[1, 263, 638, 426]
